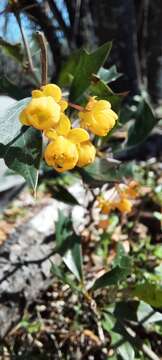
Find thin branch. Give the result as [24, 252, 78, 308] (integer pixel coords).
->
[125, 324, 160, 360]
[17, 0, 62, 78]
[15, 12, 39, 85]
[36, 31, 48, 86]
[68, 101, 84, 112]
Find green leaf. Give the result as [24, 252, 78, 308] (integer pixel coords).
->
[78, 158, 136, 185]
[58, 48, 82, 87]
[102, 316, 135, 360]
[89, 78, 123, 112]
[137, 301, 162, 325]
[98, 65, 122, 83]
[47, 184, 79, 205]
[69, 42, 112, 102]
[113, 243, 126, 267]
[55, 211, 73, 250]
[154, 244, 162, 259]
[92, 245, 132, 290]
[116, 338, 135, 360]
[51, 263, 78, 291]
[133, 282, 162, 308]
[119, 105, 135, 125]
[2, 127, 42, 191]
[0, 97, 30, 146]
[0, 77, 28, 100]
[92, 262, 131, 291]
[78, 158, 119, 184]
[55, 212, 83, 281]
[63, 240, 83, 282]
[0, 37, 23, 63]
[127, 99, 158, 147]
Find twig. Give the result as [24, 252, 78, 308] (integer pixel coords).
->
[36, 31, 48, 86]
[124, 324, 160, 360]
[68, 101, 84, 112]
[15, 12, 39, 85]
[84, 291, 105, 343]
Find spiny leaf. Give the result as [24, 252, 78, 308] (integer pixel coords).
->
[69, 42, 112, 102]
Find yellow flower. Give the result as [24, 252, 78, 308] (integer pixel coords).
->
[20, 96, 60, 130]
[77, 141, 96, 167]
[124, 181, 139, 199]
[32, 83, 68, 112]
[116, 198, 132, 213]
[98, 197, 115, 214]
[98, 183, 137, 215]
[79, 97, 118, 136]
[44, 136, 79, 173]
[44, 115, 95, 172]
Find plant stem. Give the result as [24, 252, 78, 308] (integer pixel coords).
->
[68, 102, 84, 112]
[36, 31, 48, 86]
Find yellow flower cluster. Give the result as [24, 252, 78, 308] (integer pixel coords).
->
[99, 181, 139, 214]
[79, 97, 118, 136]
[20, 84, 118, 173]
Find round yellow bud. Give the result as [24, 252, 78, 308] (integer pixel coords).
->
[117, 198, 132, 213]
[20, 96, 60, 130]
[77, 141, 96, 167]
[44, 136, 78, 173]
[41, 84, 62, 103]
[79, 98, 118, 136]
[98, 197, 115, 214]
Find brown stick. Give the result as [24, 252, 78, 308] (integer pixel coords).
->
[68, 102, 84, 112]
[36, 31, 48, 86]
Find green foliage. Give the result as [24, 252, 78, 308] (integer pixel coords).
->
[89, 77, 123, 112]
[133, 282, 162, 308]
[58, 48, 82, 87]
[0, 98, 42, 190]
[55, 212, 83, 281]
[102, 300, 162, 359]
[47, 183, 79, 205]
[4, 127, 42, 191]
[51, 263, 79, 291]
[124, 98, 158, 147]
[79, 158, 137, 185]
[154, 245, 162, 258]
[92, 244, 132, 290]
[98, 65, 122, 83]
[20, 318, 42, 334]
[69, 42, 112, 102]
[0, 98, 30, 146]
[0, 37, 24, 63]
[0, 77, 28, 100]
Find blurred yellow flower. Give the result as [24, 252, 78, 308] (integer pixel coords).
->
[116, 198, 132, 213]
[79, 97, 118, 136]
[98, 182, 139, 215]
[98, 197, 115, 214]
[20, 96, 60, 130]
